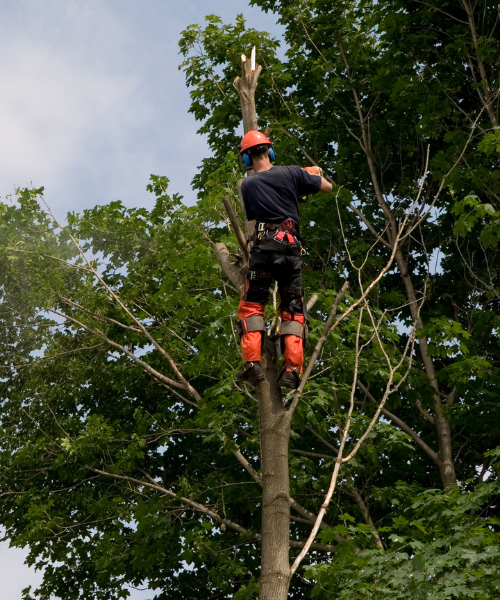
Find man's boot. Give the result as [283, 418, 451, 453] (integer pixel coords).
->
[236, 361, 265, 384]
[278, 364, 301, 389]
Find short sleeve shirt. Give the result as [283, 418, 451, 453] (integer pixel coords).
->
[240, 165, 322, 225]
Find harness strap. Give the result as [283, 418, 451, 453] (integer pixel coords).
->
[279, 320, 305, 338]
[247, 270, 273, 281]
[257, 219, 298, 234]
[236, 315, 266, 337]
[281, 285, 302, 297]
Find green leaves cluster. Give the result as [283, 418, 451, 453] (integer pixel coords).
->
[306, 476, 500, 599]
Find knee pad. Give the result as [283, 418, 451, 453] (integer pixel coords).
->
[236, 315, 266, 338]
[278, 319, 306, 355]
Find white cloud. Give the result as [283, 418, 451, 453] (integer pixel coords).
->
[0, 38, 137, 195]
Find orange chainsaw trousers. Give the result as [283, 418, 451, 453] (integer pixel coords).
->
[237, 302, 305, 371]
[281, 311, 305, 372]
[237, 301, 265, 363]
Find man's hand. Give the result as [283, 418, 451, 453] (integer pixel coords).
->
[304, 166, 323, 177]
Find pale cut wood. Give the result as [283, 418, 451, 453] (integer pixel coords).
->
[233, 55, 262, 134]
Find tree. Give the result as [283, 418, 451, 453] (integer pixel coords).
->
[1, 1, 500, 599]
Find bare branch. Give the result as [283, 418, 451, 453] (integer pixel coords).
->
[305, 425, 339, 454]
[90, 467, 246, 534]
[287, 282, 349, 417]
[290, 305, 366, 575]
[90, 467, 336, 553]
[50, 309, 190, 395]
[222, 195, 249, 264]
[345, 477, 384, 549]
[291, 449, 336, 461]
[306, 294, 319, 312]
[40, 197, 200, 401]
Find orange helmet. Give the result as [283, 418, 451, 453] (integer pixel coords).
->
[239, 130, 272, 153]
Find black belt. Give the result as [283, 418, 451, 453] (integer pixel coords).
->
[256, 219, 299, 235]
[253, 225, 305, 256]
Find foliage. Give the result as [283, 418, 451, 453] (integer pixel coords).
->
[307, 476, 500, 599]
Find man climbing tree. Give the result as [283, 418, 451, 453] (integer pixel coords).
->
[1, 1, 500, 599]
[236, 130, 332, 388]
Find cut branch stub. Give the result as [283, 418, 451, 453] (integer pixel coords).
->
[214, 242, 245, 292]
[233, 50, 262, 134]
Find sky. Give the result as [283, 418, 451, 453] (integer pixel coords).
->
[0, 1, 285, 598]
[0, 0, 285, 216]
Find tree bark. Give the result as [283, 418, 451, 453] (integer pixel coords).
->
[213, 242, 245, 292]
[233, 51, 261, 134]
[258, 339, 291, 599]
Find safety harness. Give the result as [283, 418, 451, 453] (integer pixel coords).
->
[254, 218, 305, 256]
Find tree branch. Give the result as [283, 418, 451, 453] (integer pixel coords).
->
[287, 282, 349, 417]
[222, 195, 249, 264]
[345, 477, 384, 549]
[305, 425, 339, 454]
[355, 381, 439, 464]
[214, 242, 245, 291]
[90, 467, 336, 553]
[50, 309, 191, 396]
[291, 449, 336, 461]
[41, 197, 200, 401]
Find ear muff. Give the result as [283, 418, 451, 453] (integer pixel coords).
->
[240, 146, 275, 167]
[242, 152, 252, 167]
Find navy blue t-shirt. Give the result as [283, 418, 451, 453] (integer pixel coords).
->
[240, 165, 321, 225]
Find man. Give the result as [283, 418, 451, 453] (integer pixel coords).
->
[236, 130, 332, 389]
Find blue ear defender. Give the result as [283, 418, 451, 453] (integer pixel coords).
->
[241, 145, 276, 167]
[242, 152, 252, 167]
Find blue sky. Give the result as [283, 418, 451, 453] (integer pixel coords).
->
[0, 1, 284, 597]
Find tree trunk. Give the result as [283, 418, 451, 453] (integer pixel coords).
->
[233, 50, 261, 134]
[258, 339, 291, 600]
[436, 416, 456, 489]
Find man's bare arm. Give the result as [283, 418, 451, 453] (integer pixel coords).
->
[303, 167, 333, 194]
[319, 177, 332, 193]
